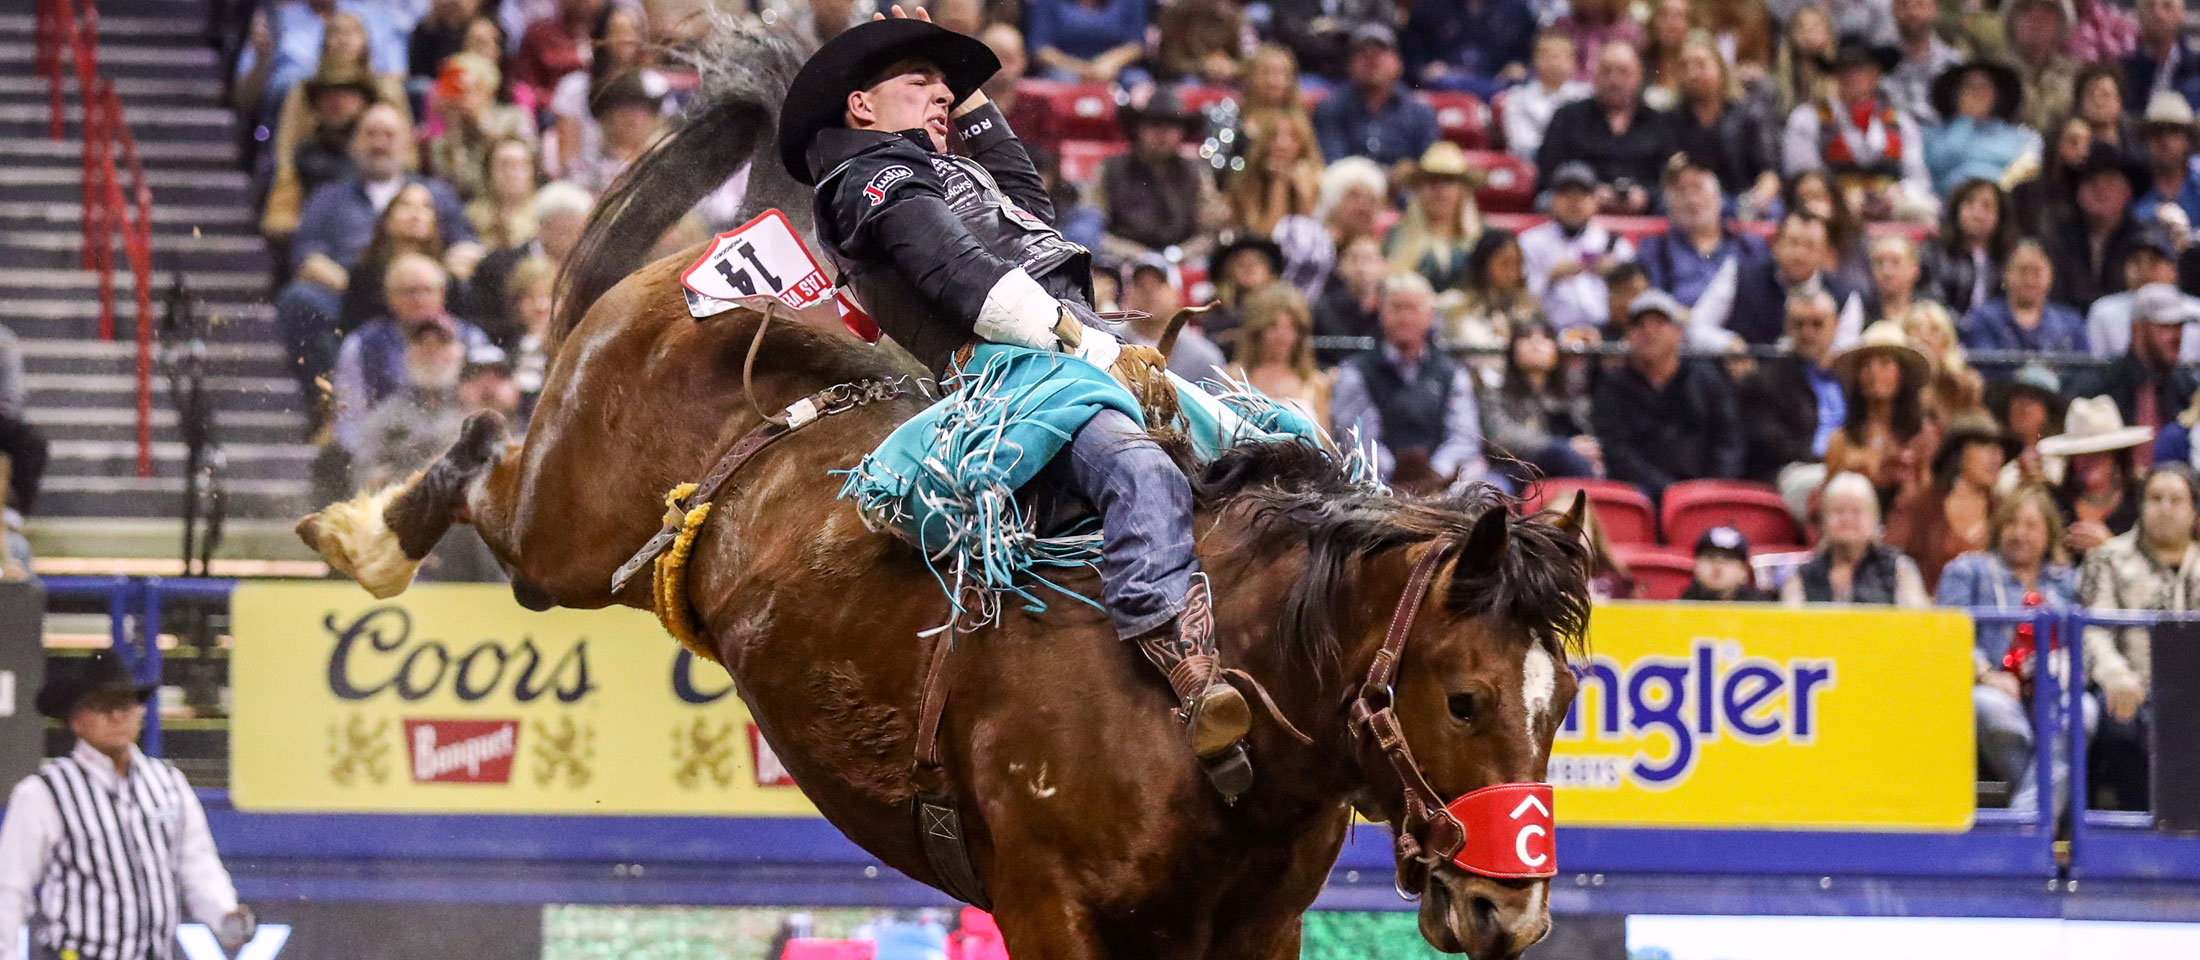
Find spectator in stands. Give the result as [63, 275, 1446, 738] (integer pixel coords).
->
[1313, 234, 1385, 364]
[1260, 0, 1393, 82]
[1870, 234, 1945, 327]
[1992, 363, 2070, 492]
[471, 182, 590, 347]
[1964, 238, 2088, 352]
[1939, 486, 2083, 814]
[566, 69, 671, 194]
[1231, 44, 1306, 149]
[2086, 227, 2195, 362]
[1700, 0, 1775, 72]
[2133, 92, 2200, 227]
[1782, 470, 1933, 605]
[235, 0, 407, 135]
[2079, 284, 2200, 437]
[1771, 4, 1837, 120]
[1737, 288, 1843, 490]
[1565, 491, 1640, 599]
[339, 181, 486, 335]
[2047, 396, 2154, 556]
[1923, 61, 2041, 197]
[504, 257, 556, 412]
[547, 3, 660, 179]
[1383, 143, 1483, 295]
[1824, 322, 1935, 510]
[1754, 210, 1862, 346]
[1786, 169, 1874, 291]
[262, 52, 400, 242]
[1591, 290, 1746, 502]
[927, 0, 983, 36]
[1401, 0, 1537, 98]
[1120, 256, 1228, 381]
[779, 0, 868, 48]
[467, 137, 542, 249]
[1889, 412, 2018, 590]
[1156, 0, 1246, 85]
[512, 0, 602, 108]
[332, 252, 493, 454]
[2079, 462, 2200, 810]
[1481, 318, 1600, 487]
[1094, 87, 1222, 260]
[1885, 0, 1962, 125]
[2074, 66, 2141, 167]
[427, 54, 537, 202]
[1330, 273, 1491, 493]
[2007, 0, 2081, 132]
[277, 104, 473, 415]
[0, 322, 46, 529]
[1026, 0, 1150, 84]
[978, 25, 1051, 148]
[2122, 0, 2200, 112]
[1550, 0, 1642, 83]
[355, 318, 469, 490]
[1204, 235, 1287, 351]
[408, 0, 478, 84]
[1681, 526, 1776, 601]
[1312, 25, 1439, 167]
[1666, 34, 1778, 209]
[1640, 155, 1778, 343]
[1450, 230, 1538, 357]
[1922, 178, 2014, 318]
[1225, 111, 1323, 238]
[1601, 262, 1653, 343]
[2068, 0, 2140, 65]
[1520, 164, 1635, 334]
[1226, 285, 1330, 423]
[1317, 157, 1391, 250]
[1499, 32, 1589, 164]
[1538, 44, 1673, 215]
[1639, 0, 1693, 110]
[1891, 285, 1985, 422]
[1782, 38, 1934, 223]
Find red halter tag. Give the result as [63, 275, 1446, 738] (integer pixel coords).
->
[1442, 783, 1557, 879]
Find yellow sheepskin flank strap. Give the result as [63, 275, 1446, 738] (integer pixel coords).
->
[651, 482, 717, 659]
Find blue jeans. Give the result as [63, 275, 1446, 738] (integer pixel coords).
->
[275, 279, 343, 398]
[1976, 682, 2098, 818]
[1046, 408, 1197, 639]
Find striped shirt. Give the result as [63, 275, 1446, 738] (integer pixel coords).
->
[0, 742, 237, 960]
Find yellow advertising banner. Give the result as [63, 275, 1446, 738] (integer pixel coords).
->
[234, 584, 1976, 829]
[1552, 602, 1976, 831]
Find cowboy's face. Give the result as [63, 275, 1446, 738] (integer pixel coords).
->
[849, 60, 953, 152]
[69, 691, 145, 754]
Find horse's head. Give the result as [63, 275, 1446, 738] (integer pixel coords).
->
[1345, 499, 1589, 958]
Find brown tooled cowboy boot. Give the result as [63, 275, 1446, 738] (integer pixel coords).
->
[1136, 577, 1255, 797]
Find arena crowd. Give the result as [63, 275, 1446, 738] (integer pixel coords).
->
[154, 0, 2200, 810]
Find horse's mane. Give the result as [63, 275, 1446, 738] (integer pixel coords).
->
[1195, 442, 1592, 671]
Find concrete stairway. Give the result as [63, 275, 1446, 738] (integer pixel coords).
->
[0, 0, 312, 530]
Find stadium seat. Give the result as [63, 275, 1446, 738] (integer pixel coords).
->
[1055, 139, 1127, 184]
[1178, 85, 1234, 115]
[1425, 91, 1490, 149]
[779, 940, 876, 960]
[1519, 478, 1657, 545]
[1465, 150, 1535, 213]
[1020, 80, 1120, 141]
[1613, 543, 1696, 600]
[1661, 479, 1806, 552]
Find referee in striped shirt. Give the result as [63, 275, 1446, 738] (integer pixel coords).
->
[0, 650, 251, 960]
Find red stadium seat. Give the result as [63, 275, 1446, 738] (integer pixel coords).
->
[1178, 85, 1234, 114]
[1465, 150, 1536, 213]
[1519, 478, 1657, 546]
[1056, 139, 1127, 184]
[1020, 80, 1120, 141]
[1613, 543, 1696, 600]
[1425, 91, 1490, 149]
[780, 940, 876, 960]
[1660, 479, 1805, 552]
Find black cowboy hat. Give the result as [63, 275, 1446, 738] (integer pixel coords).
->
[1118, 84, 1202, 133]
[1930, 59, 2023, 123]
[1832, 35, 1901, 73]
[1211, 233, 1285, 281]
[2074, 142, 2148, 195]
[35, 648, 153, 721]
[778, 18, 1000, 186]
[1985, 361, 2069, 432]
[1932, 412, 2025, 481]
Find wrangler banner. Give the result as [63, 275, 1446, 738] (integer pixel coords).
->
[230, 582, 814, 815]
[1551, 603, 1975, 831]
[234, 584, 1975, 826]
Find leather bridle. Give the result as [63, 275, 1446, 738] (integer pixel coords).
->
[1349, 541, 1558, 897]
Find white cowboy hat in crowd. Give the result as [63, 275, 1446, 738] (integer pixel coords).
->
[2037, 395, 2155, 457]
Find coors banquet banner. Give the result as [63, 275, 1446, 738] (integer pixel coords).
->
[232, 585, 1975, 827]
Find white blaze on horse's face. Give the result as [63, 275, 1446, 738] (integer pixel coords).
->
[1522, 644, 1557, 742]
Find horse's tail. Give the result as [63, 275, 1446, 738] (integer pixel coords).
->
[550, 20, 812, 348]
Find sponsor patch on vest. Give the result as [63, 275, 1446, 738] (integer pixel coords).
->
[863, 165, 913, 205]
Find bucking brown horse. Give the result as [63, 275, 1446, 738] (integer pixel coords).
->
[295, 27, 1591, 958]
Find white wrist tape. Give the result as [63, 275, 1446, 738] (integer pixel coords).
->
[975, 268, 1065, 350]
[1075, 325, 1122, 371]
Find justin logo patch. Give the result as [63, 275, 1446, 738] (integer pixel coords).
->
[864, 165, 912, 205]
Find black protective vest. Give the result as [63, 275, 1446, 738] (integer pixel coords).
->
[1797, 543, 1904, 604]
[1352, 349, 1456, 454]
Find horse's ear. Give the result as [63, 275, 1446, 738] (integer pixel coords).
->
[1552, 492, 1587, 539]
[1455, 508, 1511, 580]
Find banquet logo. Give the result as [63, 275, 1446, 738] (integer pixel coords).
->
[405, 719, 519, 784]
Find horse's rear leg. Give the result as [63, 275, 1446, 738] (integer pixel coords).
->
[296, 412, 509, 597]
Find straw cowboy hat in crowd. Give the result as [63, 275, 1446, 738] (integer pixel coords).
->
[2038, 396, 2155, 457]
